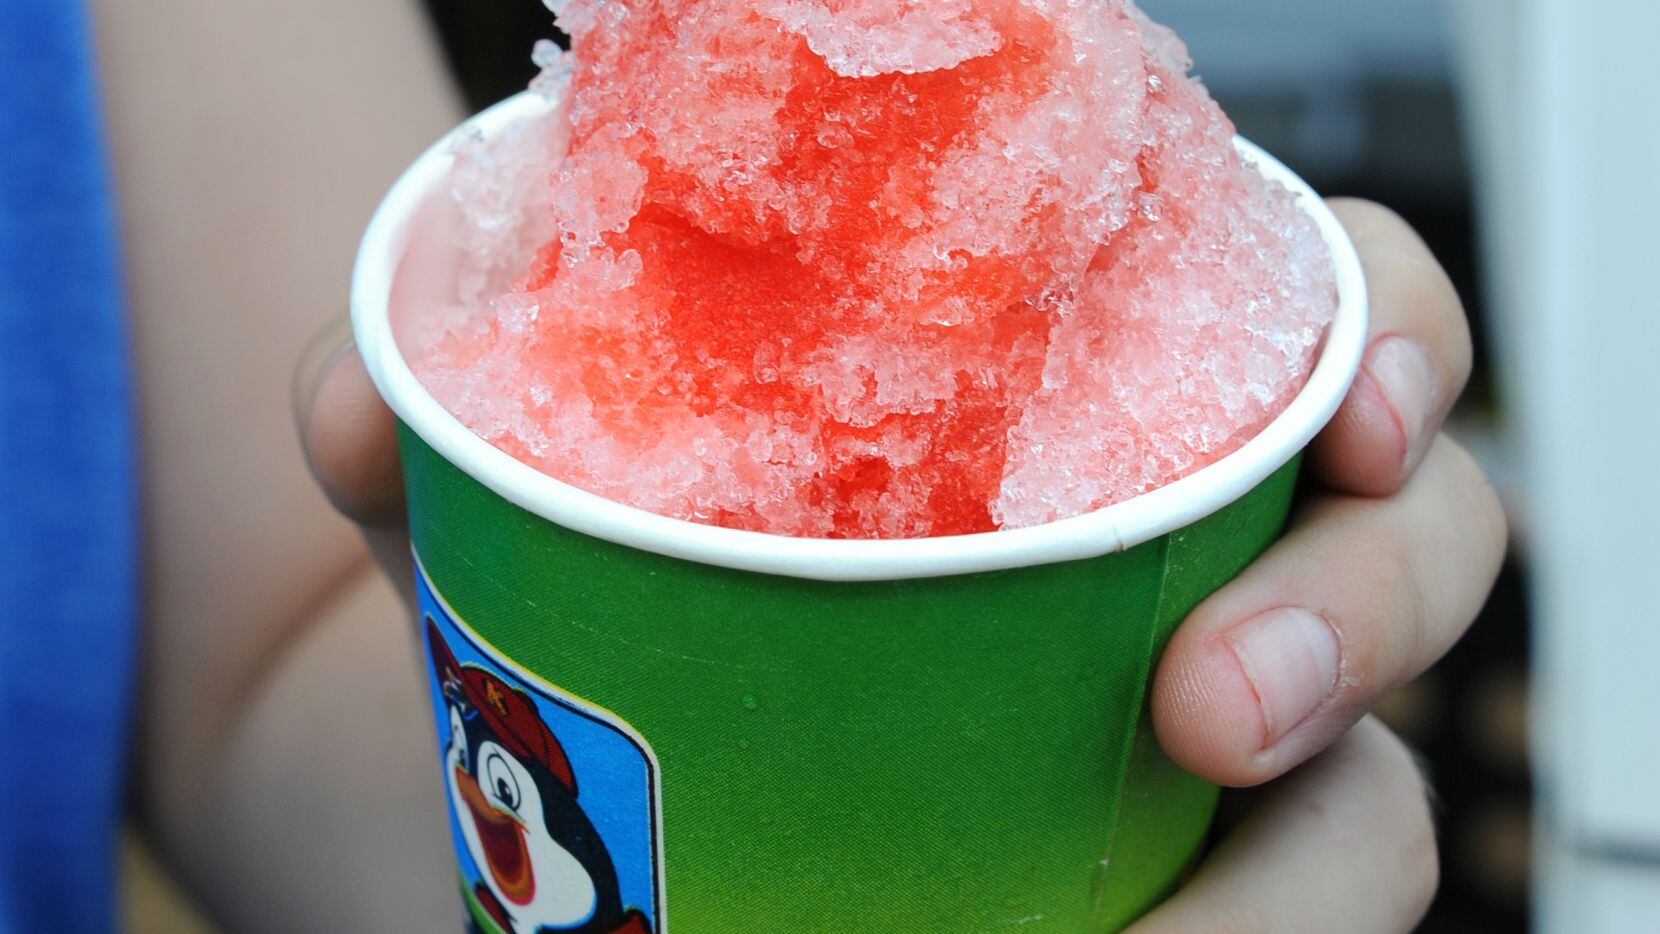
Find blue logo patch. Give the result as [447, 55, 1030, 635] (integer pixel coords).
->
[418, 558, 663, 934]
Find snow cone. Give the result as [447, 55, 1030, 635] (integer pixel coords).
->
[351, 2, 1368, 930]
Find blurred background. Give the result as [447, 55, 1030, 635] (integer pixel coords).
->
[120, 1, 1656, 931]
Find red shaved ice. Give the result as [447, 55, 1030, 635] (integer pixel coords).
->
[414, 0, 1338, 539]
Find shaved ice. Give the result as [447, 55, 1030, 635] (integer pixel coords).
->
[414, 0, 1338, 539]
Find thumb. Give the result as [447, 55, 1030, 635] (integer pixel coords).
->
[293, 313, 414, 605]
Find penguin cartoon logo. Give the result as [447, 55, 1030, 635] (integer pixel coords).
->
[427, 617, 657, 934]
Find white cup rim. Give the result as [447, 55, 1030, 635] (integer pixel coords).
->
[352, 91, 1369, 582]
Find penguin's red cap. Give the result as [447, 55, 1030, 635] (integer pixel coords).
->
[428, 618, 577, 794]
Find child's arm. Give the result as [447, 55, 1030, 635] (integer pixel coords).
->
[92, 0, 467, 928]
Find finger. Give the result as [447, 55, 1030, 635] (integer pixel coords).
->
[294, 317, 405, 527]
[362, 526, 416, 613]
[293, 315, 413, 604]
[1153, 436, 1507, 787]
[1310, 199, 1473, 497]
[1129, 718, 1438, 934]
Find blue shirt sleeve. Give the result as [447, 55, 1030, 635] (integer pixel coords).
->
[0, 2, 139, 932]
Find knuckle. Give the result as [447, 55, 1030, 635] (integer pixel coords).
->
[1369, 726, 1443, 924]
[1401, 787, 1442, 922]
[1338, 438, 1507, 687]
[1431, 287, 1475, 397]
[1400, 779, 1442, 921]
[1333, 512, 1431, 683]
[1446, 288, 1475, 374]
[1387, 253, 1472, 395]
[1437, 437, 1511, 571]
[1281, 500, 1413, 691]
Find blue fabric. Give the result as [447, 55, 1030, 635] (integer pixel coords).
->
[0, 2, 138, 932]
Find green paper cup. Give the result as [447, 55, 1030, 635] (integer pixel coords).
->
[352, 92, 1367, 933]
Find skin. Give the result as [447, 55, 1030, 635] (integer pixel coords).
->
[93, 1, 1506, 930]
[90, 1, 463, 929]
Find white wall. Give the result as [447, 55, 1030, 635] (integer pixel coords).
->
[1454, 0, 1660, 930]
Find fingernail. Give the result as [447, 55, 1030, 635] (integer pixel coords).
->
[1364, 337, 1436, 468]
[1224, 608, 1341, 747]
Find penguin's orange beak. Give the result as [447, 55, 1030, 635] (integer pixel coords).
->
[456, 765, 536, 905]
